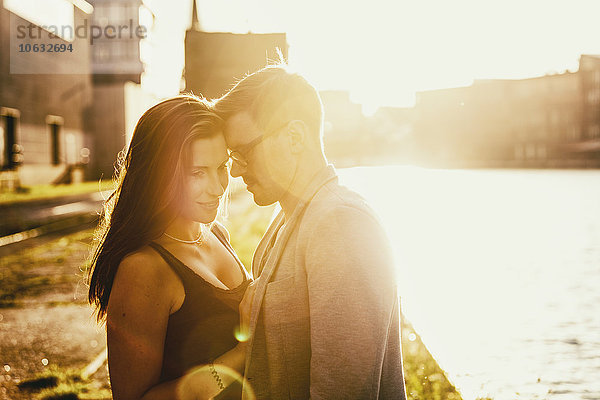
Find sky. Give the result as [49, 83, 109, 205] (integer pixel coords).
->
[142, 0, 600, 113]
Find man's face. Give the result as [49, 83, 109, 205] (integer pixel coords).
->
[224, 112, 294, 206]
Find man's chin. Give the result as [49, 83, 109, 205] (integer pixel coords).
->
[251, 191, 276, 207]
[252, 194, 268, 206]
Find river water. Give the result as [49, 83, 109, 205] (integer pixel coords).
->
[338, 166, 600, 400]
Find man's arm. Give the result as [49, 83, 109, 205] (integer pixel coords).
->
[305, 205, 401, 399]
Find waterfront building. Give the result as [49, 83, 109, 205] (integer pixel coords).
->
[575, 55, 600, 154]
[415, 56, 600, 168]
[0, 0, 94, 188]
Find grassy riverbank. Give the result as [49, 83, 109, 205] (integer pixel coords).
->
[0, 189, 464, 399]
[401, 319, 462, 399]
[0, 181, 113, 205]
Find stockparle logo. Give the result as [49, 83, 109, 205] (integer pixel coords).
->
[15, 19, 148, 45]
[9, 9, 149, 75]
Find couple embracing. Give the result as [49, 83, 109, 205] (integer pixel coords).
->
[87, 64, 407, 400]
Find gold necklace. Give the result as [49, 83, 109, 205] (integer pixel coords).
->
[163, 231, 204, 245]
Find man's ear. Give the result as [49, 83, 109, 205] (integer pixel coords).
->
[287, 120, 308, 155]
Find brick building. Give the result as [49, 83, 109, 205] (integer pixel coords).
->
[0, 0, 94, 187]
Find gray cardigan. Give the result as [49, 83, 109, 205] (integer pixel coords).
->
[243, 165, 406, 400]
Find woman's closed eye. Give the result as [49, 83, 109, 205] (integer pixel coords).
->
[191, 169, 206, 178]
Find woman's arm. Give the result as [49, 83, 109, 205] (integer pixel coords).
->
[139, 343, 246, 400]
[106, 250, 251, 400]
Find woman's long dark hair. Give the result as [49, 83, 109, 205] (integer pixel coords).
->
[88, 95, 223, 323]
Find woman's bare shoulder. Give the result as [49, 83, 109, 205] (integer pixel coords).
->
[113, 245, 182, 302]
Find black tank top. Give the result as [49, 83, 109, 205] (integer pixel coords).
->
[148, 225, 251, 383]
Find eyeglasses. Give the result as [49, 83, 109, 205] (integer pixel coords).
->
[228, 120, 291, 168]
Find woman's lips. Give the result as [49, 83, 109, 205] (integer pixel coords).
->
[197, 200, 219, 209]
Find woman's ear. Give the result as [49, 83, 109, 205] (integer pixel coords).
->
[287, 120, 308, 155]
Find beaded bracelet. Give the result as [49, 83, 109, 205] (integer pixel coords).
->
[209, 361, 225, 391]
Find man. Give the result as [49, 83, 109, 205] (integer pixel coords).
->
[213, 64, 406, 399]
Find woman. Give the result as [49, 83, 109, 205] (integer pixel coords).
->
[88, 95, 255, 399]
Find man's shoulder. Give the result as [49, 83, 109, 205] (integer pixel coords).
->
[299, 179, 384, 236]
[307, 179, 374, 218]
[298, 178, 396, 282]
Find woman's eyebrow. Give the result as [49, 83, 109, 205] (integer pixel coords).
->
[191, 158, 230, 170]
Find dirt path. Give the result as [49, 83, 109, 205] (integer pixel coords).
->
[0, 229, 110, 400]
[0, 190, 271, 400]
[0, 305, 108, 399]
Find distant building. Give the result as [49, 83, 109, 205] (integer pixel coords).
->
[574, 55, 600, 153]
[184, 2, 288, 100]
[88, 0, 144, 84]
[369, 107, 414, 139]
[319, 90, 366, 165]
[320, 91, 416, 166]
[0, 0, 94, 187]
[86, 0, 151, 180]
[367, 106, 415, 163]
[415, 55, 600, 168]
[184, 32, 288, 99]
[321, 90, 364, 138]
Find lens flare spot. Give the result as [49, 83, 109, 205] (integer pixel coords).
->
[409, 333, 417, 342]
[41, 358, 48, 366]
[90, 340, 98, 348]
[234, 326, 249, 343]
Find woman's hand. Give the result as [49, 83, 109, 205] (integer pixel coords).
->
[237, 280, 257, 343]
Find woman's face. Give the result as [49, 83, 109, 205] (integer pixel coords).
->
[178, 134, 230, 224]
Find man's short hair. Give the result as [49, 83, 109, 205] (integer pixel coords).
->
[213, 63, 324, 143]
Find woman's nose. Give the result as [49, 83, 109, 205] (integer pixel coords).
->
[208, 172, 226, 197]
